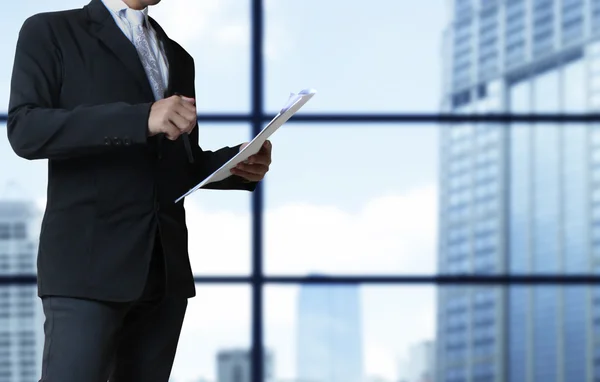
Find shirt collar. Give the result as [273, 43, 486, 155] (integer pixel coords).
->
[101, 0, 149, 21]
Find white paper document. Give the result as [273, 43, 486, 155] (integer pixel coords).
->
[174, 88, 317, 203]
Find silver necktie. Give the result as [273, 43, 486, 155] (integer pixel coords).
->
[125, 9, 165, 101]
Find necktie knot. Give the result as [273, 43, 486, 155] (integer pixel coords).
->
[125, 8, 145, 28]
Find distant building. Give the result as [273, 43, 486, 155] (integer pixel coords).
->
[296, 282, 363, 382]
[0, 200, 43, 382]
[397, 341, 435, 382]
[216, 348, 273, 382]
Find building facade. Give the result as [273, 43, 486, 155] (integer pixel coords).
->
[217, 349, 273, 382]
[296, 283, 363, 382]
[438, 0, 600, 381]
[0, 200, 42, 382]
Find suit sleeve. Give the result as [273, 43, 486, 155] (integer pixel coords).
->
[7, 15, 150, 161]
[185, 59, 257, 192]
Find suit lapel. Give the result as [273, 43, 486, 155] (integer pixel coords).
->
[85, 0, 154, 100]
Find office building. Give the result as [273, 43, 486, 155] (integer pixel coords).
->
[217, 349, 273, 382]
[438, 0, 600, 381]
[0, 200, 43, 382]
[398, 340, 435, 382]
[296, 283, 363, 382]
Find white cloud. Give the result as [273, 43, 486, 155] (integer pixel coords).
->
[152, 0, 249, 49]
[151, 0, 289, 62]
[262, 0, 294, 61]
[185, 201, 251, 275]
[364, 341, 397, 379]
[263, 186, 438, 274]
[216, 24, 247, 45]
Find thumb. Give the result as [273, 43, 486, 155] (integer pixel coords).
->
[181, 96, 196, 104]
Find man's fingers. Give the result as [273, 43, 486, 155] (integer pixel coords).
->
[262, 140, 272, 154]
[164, 121, 181, 141]
[230, 168, 261, 181]
[235, 163, 268, 175]
[168, 112, 189, 132]
[179, 98, 197, 114]
[246, 154, 270, 165]
[180, 96, 196, 105]
[174, 106, 197, 129]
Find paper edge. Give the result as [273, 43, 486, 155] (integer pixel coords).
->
[174, 89, 316, 203]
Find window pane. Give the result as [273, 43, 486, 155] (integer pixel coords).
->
[265, 285, 597, 382]
[0, 122, 252, 275]
[264, 1, 600, 114]
[153, 0, 250, 112]
[265, 124, 439, 275]
[266, 121, 599, 275]
[0, 1, 250, 113]
[265, 285, 436, 382]
[265, 0, 448, 113]
[171, 285, 250, 382]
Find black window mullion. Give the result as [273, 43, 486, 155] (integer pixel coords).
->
[250, 0, 265, 381]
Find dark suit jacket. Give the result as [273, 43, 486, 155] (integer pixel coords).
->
[7, 0, 255, 302]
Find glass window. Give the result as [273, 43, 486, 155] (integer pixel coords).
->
[264, 124, 439, 275]
[11, 223, 26, 240]
[0, 224, 9, 240]
[265, 0, 448, 113]
[170, 286, 250, 381]
[152, 0, 250, 112]
[265, 286, 435, 382]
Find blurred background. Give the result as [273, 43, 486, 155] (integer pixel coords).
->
[1, 0, 598, 381]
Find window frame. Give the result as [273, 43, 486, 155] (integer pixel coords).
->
[2, 1, 600, 381]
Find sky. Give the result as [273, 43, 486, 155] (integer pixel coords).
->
[0, 1, 448, 381]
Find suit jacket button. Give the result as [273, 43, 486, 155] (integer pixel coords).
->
[123, 137, 131, 146]
[104, 137, 111, 146]
[113, 137, 122, 146]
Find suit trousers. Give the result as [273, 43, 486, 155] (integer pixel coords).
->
[38, 234, 188, 382]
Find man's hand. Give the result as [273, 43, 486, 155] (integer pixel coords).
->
[148, 95, 197, 140]
[231, 140, 272, 182]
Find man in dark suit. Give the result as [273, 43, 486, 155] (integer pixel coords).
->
[7, 0, 272, 380]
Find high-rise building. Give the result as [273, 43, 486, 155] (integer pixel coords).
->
[216, 349, 273, 382]
[438, 0, 600, 381]
[0, 200, 43, 382]
[296, 283, 363, 382]
[398, 340, 436, 382]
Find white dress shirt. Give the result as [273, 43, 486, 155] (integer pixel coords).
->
[101, 0, 170, 92]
